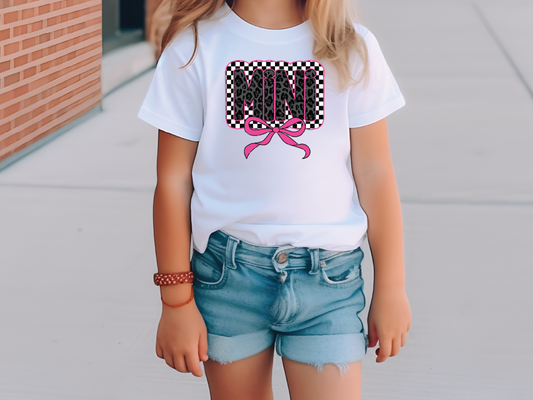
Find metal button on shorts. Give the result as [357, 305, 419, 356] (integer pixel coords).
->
[277, 253, 288, 263]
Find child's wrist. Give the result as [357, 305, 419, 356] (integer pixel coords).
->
[372, 282, 406, 294]
[160, 284, 194, 305]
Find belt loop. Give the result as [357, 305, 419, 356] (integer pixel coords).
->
[308, 248, 320, 275]
[224, 236, 239, 270]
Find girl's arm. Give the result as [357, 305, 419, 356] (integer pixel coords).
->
[153, 130, 208, 376]
[350, 118, 411, 363]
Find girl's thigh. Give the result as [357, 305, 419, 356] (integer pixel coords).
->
[282, 358, 362, 400]
[203, 345, 275, 400]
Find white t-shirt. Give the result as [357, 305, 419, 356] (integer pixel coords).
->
[138, 3, 405, 253]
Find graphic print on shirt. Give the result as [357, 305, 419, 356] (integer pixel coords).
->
[225, 60, 325, 159]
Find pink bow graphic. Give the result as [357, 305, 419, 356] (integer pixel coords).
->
[244, 117, 311, 159]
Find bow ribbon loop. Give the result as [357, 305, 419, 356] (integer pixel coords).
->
[244, 117, 311, 159]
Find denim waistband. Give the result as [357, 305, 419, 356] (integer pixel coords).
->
[205, 230, 359, 275]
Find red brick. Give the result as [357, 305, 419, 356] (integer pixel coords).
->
[0, 122, 11, 136]
[29, 70, 61, 91]
[39, 33, 51, 43]
[14, 111, 32, 127]
[55, 75, 79, 92]
[4, 42, 19, 55]
[38, 4, 50, 14]
[43, 45, 57, 56]
[0, 61, 10, 73]
[40, 60, 52, 71]
[53, 1, 64, 11]
[24, 94, 39, 107]
[31, 20, 43, 32]
[4, 72, 20, 86]
[2, 102, 20, 118]
[85, 16, 100, 28]
[23, 66, 37, 79]
[68, 22, 85, 33]
[53, 28, 65, 39]
[31, 104, 47, 118]
[0, 90, 15, 105]
[22, 37, 36, 49]
[20, 122, 40, 138]
[79, 65, 100, 80]
[78, 41, 100, 55]
[31, 49, 43, 60]
[55, 55, 67, 66]
[56, 39, 73, 52]
[14, 25, 28, 36]
[39, 114, 54, 128]
[14, 0, 28, 5]
[22, 8, 35, 19]
[1, 130, 22, 150]
[46, 16, 58, 26]
[14, 55, 28, 68]
[0, 29, 9, 41]
[14, 84, 28, 97]
[49, 94, 66, 109]
[4, 11, 19, 24]
[41, 87, 56, 99]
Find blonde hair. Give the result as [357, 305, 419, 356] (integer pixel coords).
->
[151, 0, 369, 90]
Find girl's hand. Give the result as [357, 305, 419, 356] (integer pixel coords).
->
[367, 288, 411, 363]
[156, 299, 209, 377]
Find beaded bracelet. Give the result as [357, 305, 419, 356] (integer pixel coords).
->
[153, 271, 194, 286]
[154, 272, 195, 308]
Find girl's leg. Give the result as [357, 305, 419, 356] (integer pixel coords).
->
[203, 345, 275, 400]
[282, 359, 362, 400]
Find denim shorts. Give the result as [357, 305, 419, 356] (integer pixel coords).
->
[191, 230, 367, 372]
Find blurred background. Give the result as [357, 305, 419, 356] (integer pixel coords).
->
[0, 0, 168, 167]
[1, 0, 532, 399]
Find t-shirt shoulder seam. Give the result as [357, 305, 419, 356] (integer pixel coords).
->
[354, 23, 371, 39]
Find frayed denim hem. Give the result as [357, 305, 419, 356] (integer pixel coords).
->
[314, 362, 351, 375]
[275, 332, 366, 375]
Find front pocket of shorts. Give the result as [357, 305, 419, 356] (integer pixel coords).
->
[191, 249, 228, 289]
[320, 264, 361, 287]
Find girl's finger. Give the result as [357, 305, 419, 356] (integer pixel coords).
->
[174, 354, 189, 373]
[156, 343, 164, 359]
[367, 322, 378, 348]
[185, 352, 203, 377]
[390, 337, 401, 357]
[401, 331, 407, 347]
[198, 331, 209, 362]
[164, 353, 175, 370]
[376, 338, 391, 362]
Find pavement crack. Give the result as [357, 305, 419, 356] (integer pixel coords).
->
[472, 2, 533, 101]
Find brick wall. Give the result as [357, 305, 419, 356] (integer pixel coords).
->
[0, 0, 102, 163]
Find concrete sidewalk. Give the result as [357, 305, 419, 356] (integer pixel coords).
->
[1, 0, 532, 398]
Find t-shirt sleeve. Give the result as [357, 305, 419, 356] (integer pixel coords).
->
[137, 32, 204, 141]
[348, 27, 405, 128]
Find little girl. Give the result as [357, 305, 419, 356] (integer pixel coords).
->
[138, 0, 411, 398]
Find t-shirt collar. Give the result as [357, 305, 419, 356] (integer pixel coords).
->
[218, 2, 310, 43]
